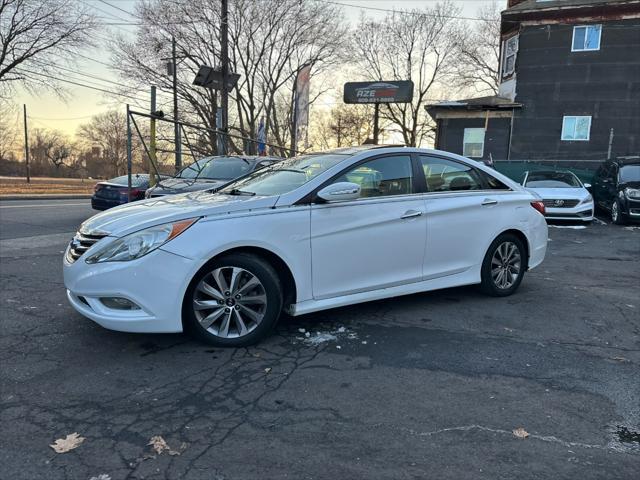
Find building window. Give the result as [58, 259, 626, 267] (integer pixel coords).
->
[501, 35, 518, 79]
[572, 25, 601, 51]
[463, 128, 485, 157]
[561, 116, 591, 141]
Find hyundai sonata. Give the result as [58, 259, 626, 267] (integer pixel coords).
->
[64, 146, 548, 346]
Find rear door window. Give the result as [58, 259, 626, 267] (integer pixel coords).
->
[419, 156, 483, 192]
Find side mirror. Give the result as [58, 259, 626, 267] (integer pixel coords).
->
[317, 182, 361, 202]
[583, 183, 592, 189]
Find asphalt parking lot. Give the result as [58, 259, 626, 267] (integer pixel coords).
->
[1, 199, 639, 480]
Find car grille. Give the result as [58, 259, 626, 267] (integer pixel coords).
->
[66, 231, 109, 263]
[542, 199, 579, 208]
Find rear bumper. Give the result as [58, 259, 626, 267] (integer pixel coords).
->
[91, 196, 123, 210]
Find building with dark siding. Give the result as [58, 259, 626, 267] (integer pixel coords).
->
[427, 0, 640, 165]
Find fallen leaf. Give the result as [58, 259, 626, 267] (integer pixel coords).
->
[50, 432, 85, 453]
[513, 427, 529, 439]
[264, 367, 272, 374]
[612, 356, 630, 363]
[148, 435, 169, 454]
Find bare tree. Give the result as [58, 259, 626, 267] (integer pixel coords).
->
[351, 2, 462, 146]
[28, 128, 73, 174]
[453, 1, 501, 96]
[0, 0, 96, 98]
[77, 111, 129, 177]
[0, 101, 18, 161]
[312, 104, 373, 150]
[110, 0, 346, 155]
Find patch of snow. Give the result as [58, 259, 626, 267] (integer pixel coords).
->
[305, 333, 337, 345]
[623, 226, 640, 231]
[548, 225, 587, 229]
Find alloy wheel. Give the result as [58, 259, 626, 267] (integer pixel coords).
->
[192, 266, 267, 338]
[491, 241, 521, 290]
[612, 201, 619, 223]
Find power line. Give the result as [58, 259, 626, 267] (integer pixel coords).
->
[15, 68, 148, 104]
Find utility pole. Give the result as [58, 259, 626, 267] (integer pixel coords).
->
[22, 104, 30, 183]
[126, 104, 132, 203]
[220, 0, 229, 155]
[149, 86, 158, 187]
[373, 103, 380, 145]
[172, 36, 182, 171]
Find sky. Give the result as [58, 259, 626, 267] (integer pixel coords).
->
[10, 0, 505, 138]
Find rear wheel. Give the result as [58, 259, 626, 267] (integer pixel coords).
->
[184, 253, 283, 347]
[479, 233, 526, 297]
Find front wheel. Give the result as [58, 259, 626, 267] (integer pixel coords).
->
[611, 200, 625, 225]
[183, 253, 283, 347]
[479, 234, 526, 297]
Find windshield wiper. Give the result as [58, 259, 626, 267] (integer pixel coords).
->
[227, 188, 255, 196]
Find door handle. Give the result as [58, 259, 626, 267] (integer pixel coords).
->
[401, 210, 423, 219]
[481, 198, 498, 206]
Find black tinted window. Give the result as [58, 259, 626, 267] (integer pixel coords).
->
[333, 155, 413, 198]
[420, 156, 482, 192]
[480, 171, 510, 190]
[109, 175, 149, 187]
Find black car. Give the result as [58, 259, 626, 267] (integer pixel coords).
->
[145, 155, 282, 198]
[91, 174, 168, 211]
[592, 158, 640, 224]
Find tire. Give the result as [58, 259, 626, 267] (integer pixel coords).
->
[611, 200, 626, 225]
[479, 233, 526, 297]
[183, 253, 283, 347]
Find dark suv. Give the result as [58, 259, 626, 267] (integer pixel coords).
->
[592, 158, 640, 224]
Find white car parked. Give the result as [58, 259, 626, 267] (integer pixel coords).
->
[522, 170, 594, 222]
[64, 147, 548, 346]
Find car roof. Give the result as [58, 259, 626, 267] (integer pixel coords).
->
[198, 155, 283, 163]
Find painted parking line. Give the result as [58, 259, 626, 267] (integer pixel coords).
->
[0, 203, 89, 209]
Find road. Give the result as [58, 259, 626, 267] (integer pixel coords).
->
[1, 199, 639, 480]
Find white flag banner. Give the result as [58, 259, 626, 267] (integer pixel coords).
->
[294, 64, 311, 151]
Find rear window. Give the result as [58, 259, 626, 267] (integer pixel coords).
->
[108, 175, 149, 187]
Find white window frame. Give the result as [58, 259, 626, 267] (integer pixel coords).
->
[561, 116, 592, 141]
[501, 34, 518, 79]
[571, 25, 602, 52]
[463, 128, 485, 158]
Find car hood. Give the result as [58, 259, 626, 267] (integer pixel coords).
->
[149, 177, 228, 194]
[525, 187, 590, 200]
[80, 191, 278, 237]
[620, 180, 640, 190]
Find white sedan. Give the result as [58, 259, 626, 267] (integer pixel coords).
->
[522, 170, 594, 222]
[64, 147, 548, 346]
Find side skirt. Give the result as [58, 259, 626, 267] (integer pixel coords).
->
[288, 268, 481, 316]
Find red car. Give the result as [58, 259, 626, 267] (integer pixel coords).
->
[91, 174, 169, 210]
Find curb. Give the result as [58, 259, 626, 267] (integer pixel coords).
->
[0, 194, 92, 201]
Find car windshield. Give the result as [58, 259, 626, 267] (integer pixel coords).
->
[619, 165, 640, 182]
[220, 153, 348, 196]
[525, 172, 581, 188]
[177, 157, 253, 180]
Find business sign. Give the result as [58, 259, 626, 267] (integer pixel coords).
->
[343, 81, 414, 104]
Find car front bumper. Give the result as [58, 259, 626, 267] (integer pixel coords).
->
[544, 203, 594, 221]
[63, 246, 197, 333]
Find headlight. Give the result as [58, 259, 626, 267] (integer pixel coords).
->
[85, 218, 198, 264]
[580, 193, 593, 204]
[625, 187, 640, 199]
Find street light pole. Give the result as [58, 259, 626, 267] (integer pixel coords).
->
[23, 104, 30, 183]
[220, 0, 229, 154]
[172, 36, 182, 171]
